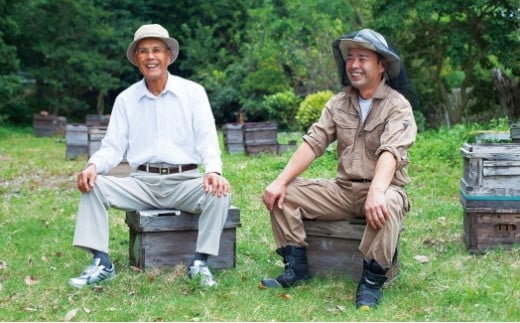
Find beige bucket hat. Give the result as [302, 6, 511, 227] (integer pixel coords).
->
[334, 28, 401, 78]
[126, 24, 179, 66]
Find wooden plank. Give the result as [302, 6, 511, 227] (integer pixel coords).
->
[461, 180, 520, 197]
[483, 160, 520, 176]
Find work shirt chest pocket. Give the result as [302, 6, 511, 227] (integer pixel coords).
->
[363, 118, 386, 152]
[335, 112, 358, 147]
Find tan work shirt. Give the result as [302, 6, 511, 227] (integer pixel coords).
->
[303, 80, 417, 187]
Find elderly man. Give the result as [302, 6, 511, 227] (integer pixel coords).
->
[259, 28, 417, 310]
[68, 24, 231, 288]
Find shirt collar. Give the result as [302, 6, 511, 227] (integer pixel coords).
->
[137, 73, 177, 99]
[344, 78, 389, 101]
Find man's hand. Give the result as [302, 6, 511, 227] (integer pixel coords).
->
[77, 163, 97, 193]
[203, 172, 231, 197]
[262, 180, 286, 212]
[364, 187, 389, 230]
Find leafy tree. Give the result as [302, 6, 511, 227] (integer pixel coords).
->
[230, 0, 358, 122]
[14, 0, 142, 121]
[372, 0, 520, 127]
[0, 0, 26, 124]
[174, 0, 251, 123]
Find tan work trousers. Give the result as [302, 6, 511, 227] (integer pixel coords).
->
[269, 178, 409, 267]
[73, 170, 231, 256]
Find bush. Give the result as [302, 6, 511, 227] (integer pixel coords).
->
[262, 90, 302, 130]
[295, 90, 334, 131]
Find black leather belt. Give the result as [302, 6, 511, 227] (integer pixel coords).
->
[350, 178, 371, 183]
[137, 163, 197, 175]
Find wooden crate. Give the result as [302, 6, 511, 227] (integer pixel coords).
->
[303, 219, 400, 284]
[33, 114, 67, 137]
[88, 126, 107, 157]
[461, 194, 520, 253]
[65, 124, 88, 159]
[460, 143, 520, 197]
[243, 122, 279, 155]
[222, 123, 244, 154]
[85, 114, 110, 127]
[125, 206, 240, 270]
[460, 143, 520, 252]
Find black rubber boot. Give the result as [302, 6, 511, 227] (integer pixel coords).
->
[260, 246, 310, 288]
[356, 259, 388, 311]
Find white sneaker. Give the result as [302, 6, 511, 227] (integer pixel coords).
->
[68, 258, 115, 288]
[188, 260, 217, 287]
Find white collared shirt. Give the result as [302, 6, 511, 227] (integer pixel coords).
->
[88, 73, 223, 175]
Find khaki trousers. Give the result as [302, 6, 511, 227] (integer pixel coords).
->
[269, 178, 409, 267]
[73, 170, 231, 256]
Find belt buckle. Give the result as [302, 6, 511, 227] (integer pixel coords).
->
[159, 167, 169, 175]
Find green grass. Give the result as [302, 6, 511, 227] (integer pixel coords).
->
[0, 124, 519, 321]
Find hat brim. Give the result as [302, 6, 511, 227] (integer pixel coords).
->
[126, 37, 179, 66]
[338, 39, 401, 79]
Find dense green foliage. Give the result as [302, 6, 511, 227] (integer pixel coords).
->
[372, 0, 520, 127]
[296, 90, 334, 131]
[1, 122, 519, 321]
[0, 0, 519, 128]
[262, 90, 302, 130]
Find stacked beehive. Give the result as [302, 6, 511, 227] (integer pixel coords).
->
[459, 143, 520, 253]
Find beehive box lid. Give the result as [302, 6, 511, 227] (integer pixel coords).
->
[460, 143, 520, 160]
[126, 206, 240, 232]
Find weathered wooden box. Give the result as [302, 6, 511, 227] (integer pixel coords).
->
[65, 124, 88, 159]
[460, 143, 520, 197]
[303, 219, 400, 283]
[243, 122, 279, 155]
[222, 123, 244, 154]
[460, 193, 520, 253]
[460, 143, 520, 252]
[88, 126, 107, 158]
[33, 114, 67, 137]
[85, 114, 110, 127]
[125, 206, 240, 270]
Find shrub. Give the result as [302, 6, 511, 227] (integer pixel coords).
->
[262, 90, 302, 130]
[295, 90, 334, 131]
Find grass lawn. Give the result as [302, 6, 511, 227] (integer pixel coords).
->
[0, 124, 519, 322]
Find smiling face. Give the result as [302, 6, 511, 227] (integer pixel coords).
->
[345, 47, 386, 99]
[133, 38, 172, 84]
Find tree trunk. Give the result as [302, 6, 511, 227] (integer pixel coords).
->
[96, 90, 105, 115]
[493, 69, 520, 122]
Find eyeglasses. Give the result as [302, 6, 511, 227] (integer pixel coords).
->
[135, 46, 169, 56]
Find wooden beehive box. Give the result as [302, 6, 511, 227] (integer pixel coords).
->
[33, 114, 67, 137]
[460, 143, 520, 197]
[460, 143, 520, 252]
[65, 124, 88, 159]
[222, 123, 244, 154]
[460, 193, 520, 253]
[243, 122, 279, 155]
[85, 114, 110, 127]
[303, 219, 400, 284]
[125, 206, 240, 270]
[87, 126, 107, 157]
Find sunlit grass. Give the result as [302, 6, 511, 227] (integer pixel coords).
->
[0, 124, 519, 321]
